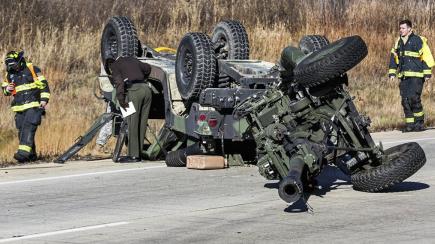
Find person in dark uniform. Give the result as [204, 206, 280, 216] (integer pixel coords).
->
[388, 19, 434, 132]
[1, 51, 50, 163]
[109, 55, 152, 162]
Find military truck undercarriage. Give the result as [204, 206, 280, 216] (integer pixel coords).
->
[58, 16, 426, 204]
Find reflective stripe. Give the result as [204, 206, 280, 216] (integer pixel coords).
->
[41, 92, 50, 99]
[12, 101, 40, 112]
[423, 69, 432, 75]
[400, 71, 425, 78]
[388, 69, 397, 74]
[37, 75, 46, 81]
[7, 52, 18, 59]
[35, 80, 46, 89]
[18, 145, 32, 152]
[1, 81, 9, 87]
[403, 51, 420, 57]
[414, 111, 424, 117]
[405, 117, 415, 123]
[15, 82, 38, 92]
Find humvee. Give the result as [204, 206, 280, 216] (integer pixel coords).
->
[97, 17, 277, 166]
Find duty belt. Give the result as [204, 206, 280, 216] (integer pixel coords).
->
[125, 80, 147, 88]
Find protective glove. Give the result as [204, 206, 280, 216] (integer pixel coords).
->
[40, 101, 47, 109]
[6, 84, 15, 92]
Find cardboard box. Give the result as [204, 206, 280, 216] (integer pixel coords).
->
[186, 155, 226, 170]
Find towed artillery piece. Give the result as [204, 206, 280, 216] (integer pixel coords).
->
[58, 17, 426, 204]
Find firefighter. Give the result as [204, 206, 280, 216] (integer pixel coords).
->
[1, 51, 50, 162]
[108, 55, 152, 162]
[389, 19, 434, 132]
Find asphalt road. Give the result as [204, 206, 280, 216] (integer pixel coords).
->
[1, 130, 435, 243]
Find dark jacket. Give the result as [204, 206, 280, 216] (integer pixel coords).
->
[1, 62, 50, 112]
[389, 32, 434, 79]
[110, 57, 151, 106]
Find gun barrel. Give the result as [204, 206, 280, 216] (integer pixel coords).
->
[278, 158, 305, 203]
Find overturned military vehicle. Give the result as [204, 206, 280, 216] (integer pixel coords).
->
[58, 16, 426, 204]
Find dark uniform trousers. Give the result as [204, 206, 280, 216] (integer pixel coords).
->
[15, 107, 43, 157]
[126, 83, 152, 158]
[400, 77, 424, 125]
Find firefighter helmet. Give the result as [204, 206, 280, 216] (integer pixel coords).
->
[5, 50, 25, 72]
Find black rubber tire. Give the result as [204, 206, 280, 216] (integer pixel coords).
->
[175, 32, 217, 101]
[165, 150, 187, 167]
[211, 20, 250, 59]
[294, 35, 368, 88]
[165, 143, 202, 167]
[101, 16, 139, 74]
[299, 35, 329, 55]
[351, 142, 426, 192]
[112, 120, 128, 162]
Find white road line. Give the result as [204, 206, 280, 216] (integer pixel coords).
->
[0, 165, 165, 186]
[379, 137, 435, 145]
[0, 222, 129, 243]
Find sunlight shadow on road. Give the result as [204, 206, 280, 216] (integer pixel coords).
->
[380, 181, 430, 192]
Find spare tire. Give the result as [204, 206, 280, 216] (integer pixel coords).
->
[175, 32, 217, 101]
[294, 35, 368, 88]
[211, 20, 249, 59]
[351, 142, 426, 192]
[299, 35, 329, 55]
[101, 16, 139, 74]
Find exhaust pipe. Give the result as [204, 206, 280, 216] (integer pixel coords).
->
[278, 158, 305, 203]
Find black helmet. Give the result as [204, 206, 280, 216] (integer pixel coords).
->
[5, 50, 25, 73]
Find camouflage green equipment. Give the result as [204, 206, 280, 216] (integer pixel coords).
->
[234, 35, 426, 203]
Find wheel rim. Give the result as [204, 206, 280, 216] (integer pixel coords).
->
[105, 26, 118, 58]
[385, 143, 410, 162]
[215, 32, 229, 59]
[181, 49, 193, 86]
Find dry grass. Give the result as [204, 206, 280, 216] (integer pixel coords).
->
[1, 0, 435, 163]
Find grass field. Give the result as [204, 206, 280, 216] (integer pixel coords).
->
[1, 0, 435, 163]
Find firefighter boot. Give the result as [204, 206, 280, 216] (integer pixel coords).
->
[414, 119, 426, 132]
[413, 112, 425, 132]
[402, 123, 415, 133]
[13, 151, 32, 163]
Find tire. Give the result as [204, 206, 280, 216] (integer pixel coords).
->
[351, 142, 426, 192]
[299, 35, 329, 55]
[112, 120, 128, 162]
[294, 35, 368, 88]
[101, 16, 139, 74]
[175, 32, 217, 101]
[165, 143, 202, 167]
[147, 126, 179, 160]
[211, 20, 250, 59]
[165, 150, 187, 167]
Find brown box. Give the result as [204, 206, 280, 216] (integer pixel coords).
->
[186, 155, 226, 170]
